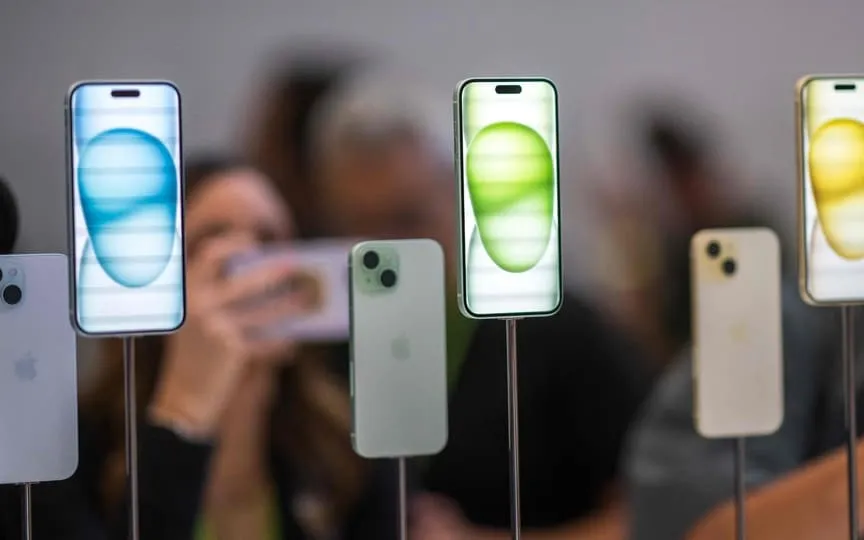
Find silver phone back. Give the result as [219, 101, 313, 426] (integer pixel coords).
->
[692, 228, 784, 438]
[349, 239, 448, 458]
[0, 254, 79, 483]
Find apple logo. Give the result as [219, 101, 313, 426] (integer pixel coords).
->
[14, 352, 37, 381]
[390, 334, 411, 361]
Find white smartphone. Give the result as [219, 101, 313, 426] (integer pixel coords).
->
[796, 75, 864, 305]
[691, 228, 784, 438]
[453, 77, 563, 319]
[349, 239, 448, 458]
[226, 239, 354, 343]
[66, 80, 186, 336]
[0, 254, 78, 483]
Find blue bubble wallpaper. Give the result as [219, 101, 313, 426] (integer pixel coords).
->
[69, 83, 185, 335]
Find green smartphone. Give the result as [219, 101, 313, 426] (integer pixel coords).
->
[454, 77, 563, 319]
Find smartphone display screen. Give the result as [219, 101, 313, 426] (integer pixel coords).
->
[800, 77, 864, 303]
[456, 78, 562, 318]
[67, 82, 185, 335]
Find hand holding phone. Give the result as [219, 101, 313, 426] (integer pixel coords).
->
[225, 240, 354, 343]
[149, 236, 305, 438]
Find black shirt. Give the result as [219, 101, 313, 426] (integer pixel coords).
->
[0, 292, 651, 539]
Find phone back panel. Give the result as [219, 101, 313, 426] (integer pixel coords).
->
[349, 239, 448, 458]
[0, 254, 78, 483]
[692, 228, 784, 438]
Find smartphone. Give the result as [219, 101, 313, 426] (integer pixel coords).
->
[797, 75, 864, 305]
[453, 77, 563, 319]
[65, 81, 185, 336]
[0, 254, 78, 483]
[691, 228, 784, 438]
[226, 240, 354, 343]
[349, 239, 448, 458]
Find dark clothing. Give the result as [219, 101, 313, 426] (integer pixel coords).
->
[627, 283, 852, 539]
[0, 293, 652, 539]
[425, 296, 652, 528]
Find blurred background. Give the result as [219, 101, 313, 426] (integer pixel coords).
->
[1, 2, 863, 539]
[5, 0, 864, 258]
[5, 0, 864, 374]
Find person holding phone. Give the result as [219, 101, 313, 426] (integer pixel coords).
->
[247, 46, 653, 540]
[0, 155, 397, 540]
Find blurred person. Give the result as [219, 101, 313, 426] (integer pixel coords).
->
[246, 48, 654, 540]
[596, 101, 776, 366]
[625, 282, 841, 539]
[0, 177, 19, 254]
[0, 156, 397, 540]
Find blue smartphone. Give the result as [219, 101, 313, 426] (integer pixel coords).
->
[65, 81, 186, 336]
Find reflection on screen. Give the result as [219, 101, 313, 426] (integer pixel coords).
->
[802, 78, 864, 302]
[69, 82, 185, 334]
[458, 79, 561, 317]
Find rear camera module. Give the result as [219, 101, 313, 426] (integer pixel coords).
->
[2, 285, 22, 305]
[706, 241, 721, 258]
[722, 258, 737, 276]
[380, 269, 397, 288]
[363, 251, 380, 270]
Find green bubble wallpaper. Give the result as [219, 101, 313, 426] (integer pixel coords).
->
[458, 79, 562, 317]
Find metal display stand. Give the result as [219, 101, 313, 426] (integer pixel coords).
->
[733, 438, 746, 540]
[398, 457, 408, 540]
[505, 318, 521, 540]
[842, 306, 859, 540]
[21, 483, 32, 540]
[123, 337, 140, 540]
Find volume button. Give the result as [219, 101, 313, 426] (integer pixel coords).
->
[349, 361, 355, 396]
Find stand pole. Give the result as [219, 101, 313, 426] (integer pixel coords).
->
[842, 306, 859, 540]
[733, 438, 746, 540]
[123, 337, 140, 540]
[21, 483, 31, 540]
[505, 318, 521, 540]
[397, 457, 408, 540]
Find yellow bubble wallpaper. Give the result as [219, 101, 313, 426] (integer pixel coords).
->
[802, 77, 864, 302]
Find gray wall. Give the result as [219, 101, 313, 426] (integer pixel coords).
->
[2, 0, 863, 370]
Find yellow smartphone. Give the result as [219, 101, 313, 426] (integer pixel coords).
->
[797, 75, 864, 305]
[691, 228, 784, 438]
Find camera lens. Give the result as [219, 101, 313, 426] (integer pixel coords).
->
[380, 269, 397, 288]
[2, 285, 22, 305]
[722, 258, 736, 276]
[706, 241, 721, 258]
[363, 251, 380, 270]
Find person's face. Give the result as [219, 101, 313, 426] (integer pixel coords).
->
[185, 168, 294, 258]
[317, 133, 455, 244]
